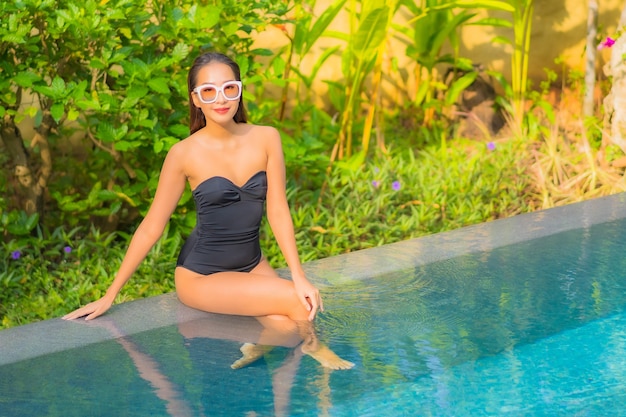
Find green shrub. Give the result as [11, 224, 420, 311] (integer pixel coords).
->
[1, 134, 534, 329]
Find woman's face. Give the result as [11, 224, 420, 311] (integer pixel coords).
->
[191, 62, 241, 125]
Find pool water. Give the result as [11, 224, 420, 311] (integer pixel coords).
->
[2, 215, 626, 416]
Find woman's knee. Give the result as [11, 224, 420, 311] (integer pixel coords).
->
[263, 315, 299, 333]
[282, 283, 311, 321]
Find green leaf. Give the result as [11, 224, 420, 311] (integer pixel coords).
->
[121, 96, 139, 109]
[87, 182, 103, 205]
[272, 56, 286, 77]
[110, 201, 122, 215]
[13, 71, 41, 88]
[454, 0, 515, 12]
[51, 77, 66, 95]
[300, 0, 346, 56]
[470, 17, 513, 28]
[24, 212, 39, 231]
[114, 140, 134, 151]
[171, 42, 189, 62]
[309, 45, 341, 84]
[437, 12, 475, 54]
[50, 103, 64, 123]
[89, 58, 106, 69]
[33, 109, 43, 128]
[118, 27, 132, 39]
[168, 124, 188, 137]
[154, 140, 164, 154]
[96, 123, 116, 142]
[445, 71, 478, 106]
[139, 118, 156, 128]
[2, 17, 31, 45]
[250, 48, 273, 57]
[237, 57, 250, 77]
[352, 7, 389, 60]
[66, 108, 79, 121]
[195, 5, 221, 29]
[147, 78, 170, 95]
[222, 22, 239, 37]
[492, 35, 511, 45]
[126, 86, 149, 100]
[75, 97, 101, 111]
[115, 124, 129, 140]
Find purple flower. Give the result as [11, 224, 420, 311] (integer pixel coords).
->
[11, 250, 21, 260]
[372, 180, 380, 188]
[392, 181, 401, 191]
[487, 141, 496, 151]
[373, 167, 380, 174]
[598, 36, 616, 50]
[63, 246, 72, 254]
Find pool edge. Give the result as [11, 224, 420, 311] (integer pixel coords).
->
[2, 192, 625, 365]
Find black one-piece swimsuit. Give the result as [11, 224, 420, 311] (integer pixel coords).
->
[176, 170, 267, 275]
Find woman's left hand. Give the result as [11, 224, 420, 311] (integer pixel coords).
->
[294, 278, 324, 321]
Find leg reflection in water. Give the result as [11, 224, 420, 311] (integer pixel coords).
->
[96, 319, 197, 417]
[88, 304, 352, 417]
[178, 308, 351, 417]
[87, 304, 350, 417]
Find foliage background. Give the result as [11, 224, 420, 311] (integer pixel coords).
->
[1, 0, 625, 328]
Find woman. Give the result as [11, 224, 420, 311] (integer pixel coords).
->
[63, 52, 353, 370]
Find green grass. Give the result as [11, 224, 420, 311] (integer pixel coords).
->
[0, 136, 534, 329]
[264, 136, 531, 263]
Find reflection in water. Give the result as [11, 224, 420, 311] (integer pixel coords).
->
[317, 218, 626, 411]
[2, 218, 626, 415]
[109, 328, 195, 416]
[112, 311, 326, 417]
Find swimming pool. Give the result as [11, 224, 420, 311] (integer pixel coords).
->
[1, 193, 626, 416]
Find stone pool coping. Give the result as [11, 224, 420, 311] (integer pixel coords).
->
[2, 192, 625, 366]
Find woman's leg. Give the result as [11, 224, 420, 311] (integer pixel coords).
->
[175, 265, 308, 320]
[175, 261, 353, 370]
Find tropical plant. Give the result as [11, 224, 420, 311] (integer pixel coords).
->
[0, 0, 288, 237]
[2, 132, 534, 329]
[478, 0, 533, 131]
[396, 0, 480, 126]
[270, 0, 346, 121]
[330, 1, 392, 161]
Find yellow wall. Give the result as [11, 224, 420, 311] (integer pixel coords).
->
[459, 0, 623, 82]
[253, 1, 624, 105]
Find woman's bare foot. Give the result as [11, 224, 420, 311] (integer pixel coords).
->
[231, 343, 273, 369]
[294, 320, 354, 370]
[301, 343, 354, 370]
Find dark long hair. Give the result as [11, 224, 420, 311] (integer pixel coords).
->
[188, 52, 248, 135]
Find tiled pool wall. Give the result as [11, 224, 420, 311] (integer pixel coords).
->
[2, 192, 625, 366]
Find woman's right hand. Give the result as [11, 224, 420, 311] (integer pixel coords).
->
[62, 294, 115, 321]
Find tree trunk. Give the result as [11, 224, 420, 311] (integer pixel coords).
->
[583, 0, 598, 117]
[0, 114, 45, 217]
[603, 3, 626, 153]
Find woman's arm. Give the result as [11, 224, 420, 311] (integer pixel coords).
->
[263, 127, 322, 320]
[63, 145, 187, 320]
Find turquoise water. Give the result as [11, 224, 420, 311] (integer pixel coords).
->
[1, 217, 626, 416]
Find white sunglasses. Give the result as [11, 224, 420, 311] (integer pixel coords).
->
[193, 80, 242, 104]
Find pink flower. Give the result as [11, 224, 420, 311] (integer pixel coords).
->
[598, 37, 616, 50]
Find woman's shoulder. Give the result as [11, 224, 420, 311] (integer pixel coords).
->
[244, 123, 279, 137]
[162, 135, 199, 170]
[244, 124, 281, 147]
[169, 131, 200, 153]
